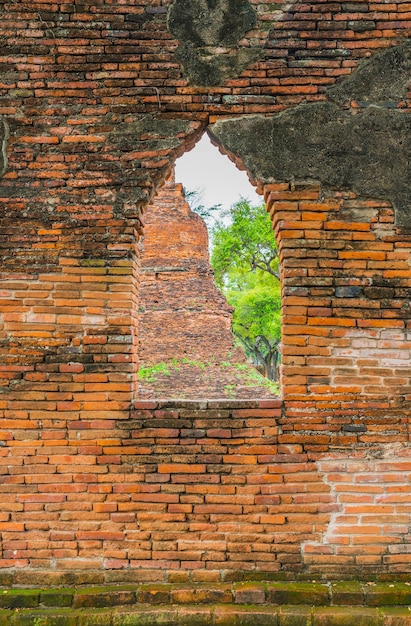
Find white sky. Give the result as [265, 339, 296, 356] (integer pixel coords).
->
[175, 133, 261, 211]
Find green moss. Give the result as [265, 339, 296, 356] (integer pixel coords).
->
[112, 607, 179, 625]
[10, 609, 77, 626]
[214, 605, 279, 626]
[73, 587, 136, 609]
[77, 609, 116, 626]
[0, 609, 13, 623]
[138, 362, 171, 381]
[138, 358, 212, 382]
[365, 582, 411, 606]
[40, 590, 74, 608]
[279, 606, 312, 626]
[177, 606, 213, 625]
[331, 582, 364, 606]
[313, 606, 380, 625]
[379, 606, 411, 621]
[267, 582, 330, 606]
[0, 589, 39, 609]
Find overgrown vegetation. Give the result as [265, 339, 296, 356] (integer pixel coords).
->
[209, 199, 281, 381]
[138, 357, 279, 395]
[138, 362, 172, 382]
[138, 358, 208, 381]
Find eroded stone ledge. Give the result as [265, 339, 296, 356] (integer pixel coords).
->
[1, 581, 411, 606]
[2, 583, 411, 625]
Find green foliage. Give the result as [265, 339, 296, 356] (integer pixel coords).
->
[227, 274, 281, 342]
[210, 199, 281, 381]
[211, 198, 280, 288]
[178, 357, 208, 370]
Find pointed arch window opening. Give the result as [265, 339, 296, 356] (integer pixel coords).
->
[137, 133, 281, 400]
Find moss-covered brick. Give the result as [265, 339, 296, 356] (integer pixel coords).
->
[234, 583, 266, 605]
[111, 607, 179, 625]
[137, 584, 172, 605]
[279, 605, 312, 626]
[0, 589, 40, 609]
[241, 573, 294, 583]
[73, 588, 136, 609]
[177, 606, 214, 625]
[214, 605, 279, 625]
[77, 609, 117, 626]
[10, 609, 78, 626]
[267, 583, 330, 607]
[0, 609, 14, 624]
[330, 582, 365, 606]
[171, 586, 233, 605]
[379, 607, 411, 624]
[40, 590, 74, 608]
[365, 583, 411, 607]
[313, 607, 381, 626]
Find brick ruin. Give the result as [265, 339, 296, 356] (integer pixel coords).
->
[139, 171, 235, 367]
[0, 0, 410, 584]
[138, 171, 275, 399]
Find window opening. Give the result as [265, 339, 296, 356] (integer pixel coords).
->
[137, 134, 280, 400]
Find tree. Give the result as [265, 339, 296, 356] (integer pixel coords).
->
[184, 188, 221, 226]
[211, 199, 281, 381]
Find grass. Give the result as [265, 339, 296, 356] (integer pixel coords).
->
[138, 362, 171, 382]
[138, 357, 280, 395]
[242, 368, 279, 395]
[138, 358, 210, 381]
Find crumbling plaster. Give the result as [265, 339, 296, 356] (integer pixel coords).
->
[209, 40, 411, 228]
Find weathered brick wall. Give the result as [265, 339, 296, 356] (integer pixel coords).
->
[1, 399, 410, 584]
[265, 183, 411, 403]
[0, 0, 409, 581]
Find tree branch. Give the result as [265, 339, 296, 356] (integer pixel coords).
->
[250, 252, 280, 281]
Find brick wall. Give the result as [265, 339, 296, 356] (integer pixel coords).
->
[0, 399, 410, 584]
[266, 183, 411, 403]
[0, 0, 410, 581]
